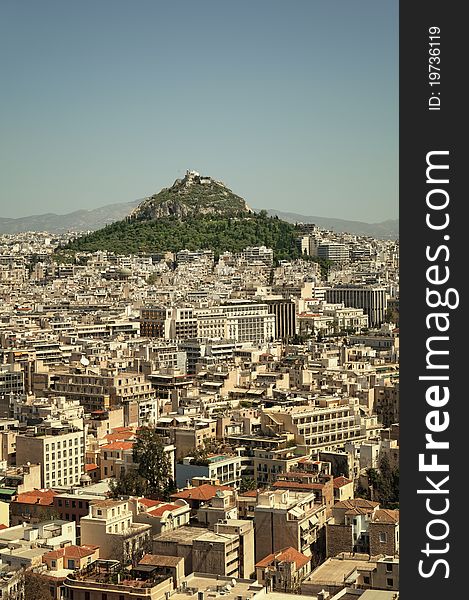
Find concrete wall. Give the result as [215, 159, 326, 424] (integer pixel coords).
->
[326, 523, 353, 557]
[193, 538, 238, 577]
[255, 510, 299, 562]
[152, 539, 194, 576]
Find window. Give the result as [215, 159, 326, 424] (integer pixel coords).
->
[386, 563, 393, 572]
[379, 532, 388, 543]
[387, 578, 394, 587]
[363, 576, 370, 584]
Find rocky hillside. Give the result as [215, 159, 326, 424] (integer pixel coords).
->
[128, 170, 252, 221]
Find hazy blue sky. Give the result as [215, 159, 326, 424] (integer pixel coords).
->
[0, 0, 398, 222]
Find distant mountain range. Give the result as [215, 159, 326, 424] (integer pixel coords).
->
[0, 195, 398, 239]
[0, 200, 140, 235]
[263, 209, 398, 239]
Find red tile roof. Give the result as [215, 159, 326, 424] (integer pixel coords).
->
[335, 499, 378, 511]
[171, 484, 233, 502]
[373, 509, 400, 523]
[43, 545, 98, 561]
[239, 490, 258, 497]
[256, 546, 310, 570]
[101, 441, 134, 450]
[85, 463, 99, 471]
[139, 498, 161, 508]
[148, 503, 181, 517]
[14, 489, 58, 506]
[333, 476, 353, 488]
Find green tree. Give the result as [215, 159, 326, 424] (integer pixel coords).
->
[367, 454, 399, 508]
[240, 477, 257, 493]
[132, 427, 176, 499]
[109, 468, 149, 498]
[7, 571, 53, 600]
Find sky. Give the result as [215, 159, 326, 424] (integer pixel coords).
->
[0, 0, 398, 223]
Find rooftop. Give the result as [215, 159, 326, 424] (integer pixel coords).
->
[304, 556, 377, 586]
[138, 554, 183, 568]
[170, 574, 261, 600]
[256, 546, 310, 570]
[153, 526, 204, 545]
[171, 483, 233, 502]
[13, 489, 58, 505]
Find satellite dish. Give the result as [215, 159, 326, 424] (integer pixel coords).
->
[80, 356, 90, 366]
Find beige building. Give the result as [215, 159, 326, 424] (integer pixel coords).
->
[0, 501, 8, 528]
[0, 463, 42, 495]
[0, 426, 19, 466]
[356, 556, 400, 591]
[42, 544, 100, 572]
[214, 519, 255, 579]
[85, 407, 125, 440]
[255, 546, 311, 594]
[254, 489, 327, 564]
[192, 530, 240, 578]
[153, 525, 245, 578]
[253, 446, 306, 486]
[80, 499, 152, 564]
[156, 415, 217, 460]
[142, 302, 276, 344]
[260, 397, 369, 452]
[196, 489, 238, 527]
[53, 367, 154, 413]
[15, 425, 85, 488]
[129, 497, 191, 535]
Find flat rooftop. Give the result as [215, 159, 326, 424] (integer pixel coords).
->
[170, 574, 261, 600]
[153, 526, 205, 546]
[304, 557, 378, 586]
[360, 592, 399, 600]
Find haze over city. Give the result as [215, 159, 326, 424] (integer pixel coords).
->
[1, 0, 398, 223]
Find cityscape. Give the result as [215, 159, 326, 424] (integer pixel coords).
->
[0, 170, 399, 600]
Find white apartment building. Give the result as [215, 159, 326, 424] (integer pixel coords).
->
[317, 243, 350, 262]
[80, 498, 152, 563]
[15, 425, 85, 488]
[142, 302, 275, 344]
[260, 397, 366, 452]
[219, 302, 275, 343]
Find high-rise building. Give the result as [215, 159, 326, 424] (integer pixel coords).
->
[326, 285, 388, 327]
